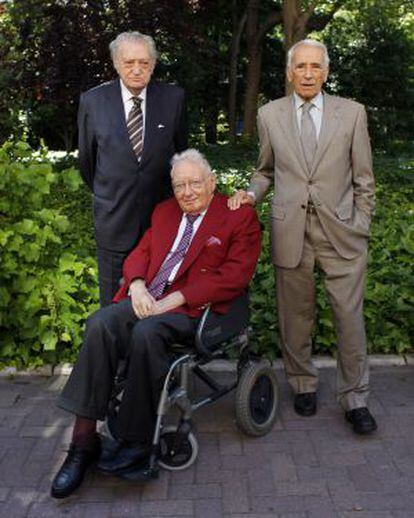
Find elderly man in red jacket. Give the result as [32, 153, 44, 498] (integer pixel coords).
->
[51, 148, 261, 498]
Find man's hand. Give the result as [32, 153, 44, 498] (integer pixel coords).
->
[130, 279, 156, 319]
[153, 291, 186, 315]
[227, 190, 255, 210]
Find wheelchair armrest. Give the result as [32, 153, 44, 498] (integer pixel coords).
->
[194, 305, 214, 359]
[194, 292, 250, 359]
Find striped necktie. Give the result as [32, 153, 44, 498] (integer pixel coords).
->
[300, 102, 317, 172]
[127, 97, 144, 160]
[148, 214, 199, 300]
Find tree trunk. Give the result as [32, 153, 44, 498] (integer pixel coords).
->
[228, 4, 246, 139]
[283, 0, 309, 94]
[242, 0, 282, 138]
[243, 43, 263, 137]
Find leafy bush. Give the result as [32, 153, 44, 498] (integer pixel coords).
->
[203, 143, 413, 357]
[0, 141, 98, 368]
[0, 141, 412, 368]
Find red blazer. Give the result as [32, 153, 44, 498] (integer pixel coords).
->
[113, 192, 261, 317]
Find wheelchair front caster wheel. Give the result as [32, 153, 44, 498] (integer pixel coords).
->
[235, 361, 279, 436]
[157, 426, 199, 471]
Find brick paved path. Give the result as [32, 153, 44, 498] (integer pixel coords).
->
[0, 366, 413, 517]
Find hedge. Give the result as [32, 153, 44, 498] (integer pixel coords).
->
[0, 141, 412, 367]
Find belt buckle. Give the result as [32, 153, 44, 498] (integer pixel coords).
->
[307, 202, 316, 214]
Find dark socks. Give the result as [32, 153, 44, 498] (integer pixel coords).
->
[72, 416, 97, 449]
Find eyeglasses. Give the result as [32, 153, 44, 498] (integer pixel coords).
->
[172, 179, 206, 194]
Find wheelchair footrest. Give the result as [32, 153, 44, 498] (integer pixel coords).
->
[118, 462, 159, 481]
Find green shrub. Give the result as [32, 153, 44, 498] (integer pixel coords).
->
[0, 141, 412, 368]
[0, 141, 98, 367]
[204, 143, 413, 358]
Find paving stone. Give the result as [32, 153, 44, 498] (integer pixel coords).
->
[271, 453, 297, 483]
[141, 471, 170, 500]
[347, 463, 383, 492]
[0, 488, 37, 517]
[249, 494, 335, 514]
[169, 482, 221, 499]
[140, 499, 193, 515]
[247, 467, 276, 496]
[194, 498, 223, 517]
[0, 366, 413, 517]
[339, 513, 393, 518]
[0, 488, 10, 502]
[221, 471, 249, 514]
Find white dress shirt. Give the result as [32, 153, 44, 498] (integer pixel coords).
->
[166, 210, 207, 282]
[120, 80, 147, 151]
[293, 91, 324, 139]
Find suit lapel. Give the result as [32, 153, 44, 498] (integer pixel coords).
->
[148, 202, 182, 280]
[277, 96, 309, 176]
[310, 93, 340, 176]
[105, 80, 138, 164]
[174, 194, 223, 280]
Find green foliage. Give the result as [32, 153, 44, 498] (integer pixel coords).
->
[0, 141, 412, 367]
[202, 143, 413, 358]
[324, 1, 414, 147]
[0, 141, 98, 368]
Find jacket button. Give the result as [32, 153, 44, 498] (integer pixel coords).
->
[301, 204, 306, 209]
[308, 180, 313, 185]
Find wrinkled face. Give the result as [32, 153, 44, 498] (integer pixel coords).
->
[114, 40, 154, 95]
[172, 161, 216, 215]
[287, 44, 328, 101]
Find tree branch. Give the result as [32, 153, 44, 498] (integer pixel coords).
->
[257, 9, 283, 44]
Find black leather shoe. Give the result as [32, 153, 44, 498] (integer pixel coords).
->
[51, 438, 101, 499]
[294, 392, 317, 416]
[345, 407, 377, 434]
[99, 437, 125, 463]
[97, 442, 150, 474]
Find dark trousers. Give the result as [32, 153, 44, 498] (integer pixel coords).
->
[58, 299, 197, 443]
[97, 248, 130, 307]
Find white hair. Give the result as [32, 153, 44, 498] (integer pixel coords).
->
[109, 31, 158, 65]
[287, 39, 330, 69]
[170, 149, 214, 178]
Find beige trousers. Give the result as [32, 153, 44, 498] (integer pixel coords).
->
[275, 211, 370, 411]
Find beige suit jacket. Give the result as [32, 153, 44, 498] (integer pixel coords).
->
[249, 93, 375, 268]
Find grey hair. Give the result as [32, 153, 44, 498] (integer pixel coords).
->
[287, 39, 330, 69]
[109, 31, 158, 65]
[170, 149, 215, 178]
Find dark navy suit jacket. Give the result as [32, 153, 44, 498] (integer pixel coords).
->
[78, 79, 188, 252]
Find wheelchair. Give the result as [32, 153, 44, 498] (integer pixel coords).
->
[102, 292, 279, 479]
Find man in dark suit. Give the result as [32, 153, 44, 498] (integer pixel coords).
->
[229, 39, 376, 435]
[51, 149, 261, 498]
[78, 31, 188, 307]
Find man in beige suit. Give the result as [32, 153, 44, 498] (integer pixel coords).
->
[229, 39, 376, 434]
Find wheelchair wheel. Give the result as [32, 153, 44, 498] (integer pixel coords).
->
[157, 426, 198, 471]
[235, 361, 279, 436]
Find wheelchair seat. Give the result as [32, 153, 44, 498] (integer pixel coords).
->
[102, 292, 279, 478]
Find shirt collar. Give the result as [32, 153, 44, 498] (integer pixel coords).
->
[120, 79, 147, 104]
[293, 91, 324, 111]
[184, 208, 207, 220]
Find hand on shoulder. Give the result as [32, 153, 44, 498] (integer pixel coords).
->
[227, 190, 255, 210]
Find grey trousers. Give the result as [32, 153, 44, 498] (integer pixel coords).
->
[58, 299, 197, 443]
[276, 211, 370, 411]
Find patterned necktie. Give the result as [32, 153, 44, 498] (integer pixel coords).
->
[127, 97, 144, 160]
[300, 102, 317, 172]
[148, 214, 199, 299]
